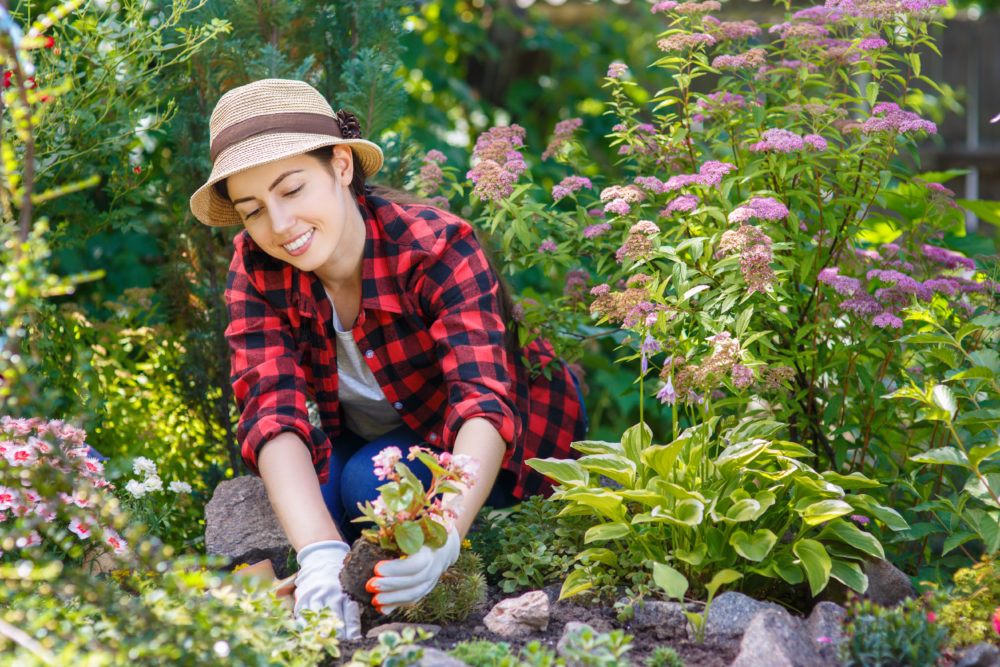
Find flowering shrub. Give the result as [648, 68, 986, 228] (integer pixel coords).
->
[936, 555, 1000, 647]
[118, 454, 199, 548]
[0, 416, 128, 566]
[840, 593, 948, 667]
[424, 0, 1000, 578]
[355, 446, 478, 555]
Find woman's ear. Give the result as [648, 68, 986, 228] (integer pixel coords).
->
[330, 145, 355, 186]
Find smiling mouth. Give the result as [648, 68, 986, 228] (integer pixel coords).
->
[282, 229, 314, 252]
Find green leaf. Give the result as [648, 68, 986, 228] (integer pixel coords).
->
[850, 496, 910, 531]
[584, 522, 631, 544]
[559, 567, 593, 600]
[577, 454, 636, 488]
[526, 458, 588, 487]
[729, 529, 778, 562]
[800, 499, 854, 526]
[623, 422, 652, 468]
[947, 367, 996, 382]
[969, 349, 1000, 373]
[674, 543, 708, 566]
[817, 519, 885, 559]
[910, 447, 971, 469]
[819, 472, 883, 490]
[653, 562, 689, 601]
[793, 539, 832, 596]
[705, 569, 743, 599]
[572, 440, 624, 456]
[969, 444, 1000, 469]
[395, 521, 424, 555]
[642, 440, 687, 479]
[725, 498, 762, 523]
[576, 548, 618, 567]
[560, 489, 626, 522]
[930, 384, 957, 421]
[675, 499, 706, 526]
[735, 307, 754, 337]
[965, 508, 1000, 551]
[865, 81, 879, 106]
[956, 198, 1000, 226]
[829, 560, 868, 594]
[941, 531, 977, 556]
[964, 475, 1000, 510]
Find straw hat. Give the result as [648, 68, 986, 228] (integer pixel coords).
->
[189, 78, 384, 227]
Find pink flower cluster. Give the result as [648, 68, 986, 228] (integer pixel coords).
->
[769, 22, 830, 40]
[692, 91, 747, 123]
[607, 62, 629, 79]
[601, 184, 642, 216]
[728, 196, 790, 223]
[616, 220, 661, 264]
[552, 175, 593, 202]
[712, 47, 766, 70]
[590, 282, 667, 329]
[0, 416, 126, 559]
[717, 225, 776, 294]
[416, 149, 447, 197]
[704, 16, 761, 41]
[749, 128, 827, 153]
[543, 117, 583, 160]
[467, 125, 528, 202]
[657, 32, 716, 53]
[861, 103, 937, 135]
[662, 194, 701, 216]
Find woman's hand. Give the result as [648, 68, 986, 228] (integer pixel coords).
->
[294, 540, 362, 638]
[365, 526, 460, 615]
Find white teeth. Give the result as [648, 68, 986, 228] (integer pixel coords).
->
[283, 229, 313, 252]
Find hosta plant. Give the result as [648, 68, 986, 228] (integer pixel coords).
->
[529, 417, 907, 603]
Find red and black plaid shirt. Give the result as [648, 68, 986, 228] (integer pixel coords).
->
[225, 194, 584, 499]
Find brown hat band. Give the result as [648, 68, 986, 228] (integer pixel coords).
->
[209, 112, 343, 162]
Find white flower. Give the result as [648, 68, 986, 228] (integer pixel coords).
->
[132, 456, 157, 477]
[68, 517, 93, 540]
[142, 475, 163, 493]
[452, 454, 480, 484]
[125, 479, 147, 499]
[168, 481, 192, 494]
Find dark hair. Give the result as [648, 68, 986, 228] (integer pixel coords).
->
[214, 146, 522, 354]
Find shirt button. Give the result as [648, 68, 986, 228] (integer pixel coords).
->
[428, 433, 438, 442]
[393, 401, 403, 410]
[364, 350, 375, 359]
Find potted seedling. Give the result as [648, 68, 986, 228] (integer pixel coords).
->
[339, 445, 478, 617]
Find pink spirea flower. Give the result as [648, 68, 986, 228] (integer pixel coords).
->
[631, 220, 660, 235]
[675, 0, 722, 13]
[651, 1, 678, 12]
[663, 194, 700, 215]
[552, 175, 592, 202]
[803, 134, 828, 150]
[921, 244, 975, 271]
[538, 241, 558, 253]
[718, 225, 775, 294]
[872, 311, 903, 329]
[693, 91, 747, 123]
[657, 33, 716, 53]
[605, 198, 631, 217]
[746, 196, 790, 220]
[858, 36, 888, 50]
[634, 176, 667, 194]
[861, 102, 937, 135]
[607, 62, 629, 78]
[749, 128, 805, 153]
[425, 149, 446, 164]
[698, 160, 737, 186]
[543, 117, 584, 160]
[712, 47, 766, 69]
[704, 16, 762, 41]
[731, 364, 754, 389]
[601, 185, 641, 203]
[467, 160, 518, 202]
[584, 223, 612, 239]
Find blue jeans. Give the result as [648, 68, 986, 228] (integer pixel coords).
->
[319, 425, 520, 543]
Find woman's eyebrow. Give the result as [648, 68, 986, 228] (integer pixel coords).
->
[231, 170, 304, 204]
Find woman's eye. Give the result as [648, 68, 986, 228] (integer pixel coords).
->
[284, 185, 303, 197]
[244, 207, 262, 220]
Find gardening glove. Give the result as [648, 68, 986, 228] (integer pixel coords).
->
[293, 540, 362, 639]
[366, 525, 461, 615]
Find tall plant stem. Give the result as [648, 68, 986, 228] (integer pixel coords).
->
[852, 346, 895, 472]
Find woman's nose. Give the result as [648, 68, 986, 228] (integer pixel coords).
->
[270, 203, 295, 233]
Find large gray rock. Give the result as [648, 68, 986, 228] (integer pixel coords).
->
[483, 590, 550, 636]
[806, 601, 847, 663]
[205, 476, 292, 578]
[956, 643, 1000, 667]
[701, 591, 785, 642]
[862, 559, 915, 608]
[730, 608, 829, 667]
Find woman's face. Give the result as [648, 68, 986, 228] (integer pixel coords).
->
[226, 147, 364, 278]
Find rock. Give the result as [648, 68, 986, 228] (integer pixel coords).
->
[701, 591, 785, 642]
[956, 643, 1000, 667]
[204, 476, 292, 578]
[730, 608, 828, 667]
[862, 559, 914, 608]
[396, 646, 469, 666]
[806, 601, 846, 663]
[366, 623, 441, 639]
[619, 599, 689, 640]
[483, 590, 550, 636]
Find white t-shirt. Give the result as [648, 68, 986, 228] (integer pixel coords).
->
[328, 296, 403, 441]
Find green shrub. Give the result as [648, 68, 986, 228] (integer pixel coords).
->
[401, 548, 487, 624]
[644, 645, 685, 667]
[840, 594, 948, 667]
[937, 555, 1000, 648]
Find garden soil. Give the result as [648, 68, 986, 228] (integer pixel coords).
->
[326, 583, 739, 666]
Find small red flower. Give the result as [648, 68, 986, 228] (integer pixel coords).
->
[926, 612, 937, 624]
[2, 71, 11, 89]
[133, 166, 142, 175]
[992, 607, 1000, 636]
[43, 36, 55, 48]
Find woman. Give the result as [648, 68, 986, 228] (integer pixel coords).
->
[189, 79, 586, 637]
